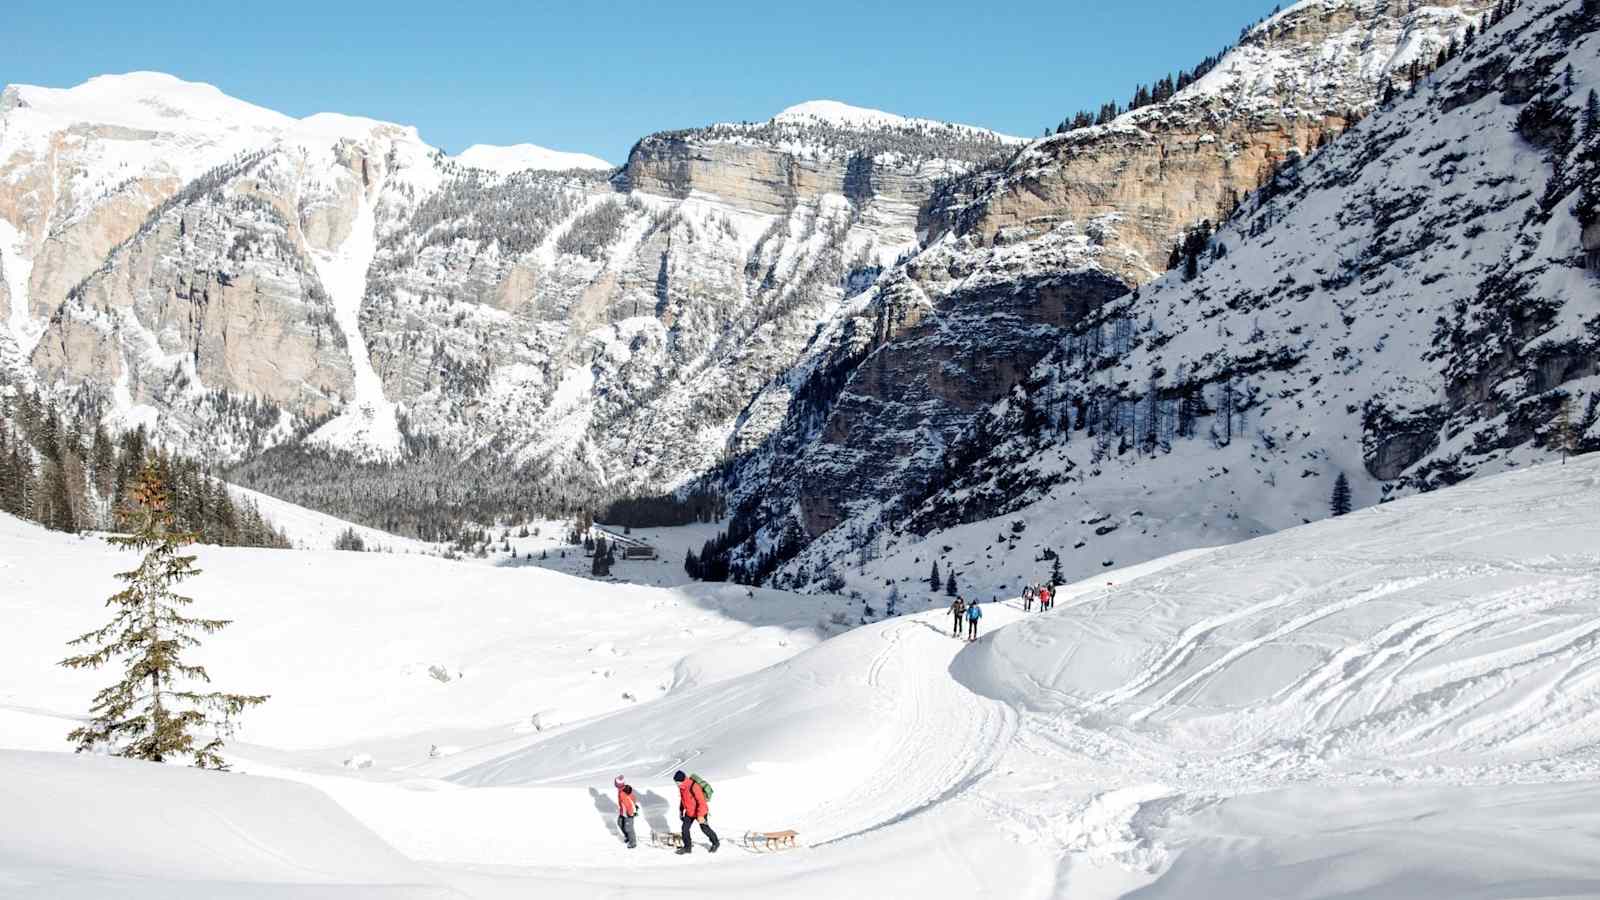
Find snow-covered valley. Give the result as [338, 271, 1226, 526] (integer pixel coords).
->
[3, 454, 1599, 897]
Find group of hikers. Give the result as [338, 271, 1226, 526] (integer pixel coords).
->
[948, 581, 1060, 641]
[613, 770, 719, 854]
[949, 595, 984, 640]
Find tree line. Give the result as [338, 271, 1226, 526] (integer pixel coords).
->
[1, 389, 288, 548]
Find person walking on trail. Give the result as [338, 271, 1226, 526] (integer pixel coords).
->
[615, 775, 639, 848]
[950, 596, 967, 637]
[966, 598, 983, 642]
[674, 770, 720, 854]
[1039, 585, 1052, 612]
[1023, 585, 1034, 612]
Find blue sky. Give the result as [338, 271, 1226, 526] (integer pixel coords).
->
[7, 0, 1279, 163]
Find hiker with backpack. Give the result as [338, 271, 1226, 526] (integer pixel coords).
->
[950, 595, 967, 637]
[615, 775, 639, 849]
[966, 598, 983, 641]
[674, 770, 720, 854]
[1023, 584, 1034, 612]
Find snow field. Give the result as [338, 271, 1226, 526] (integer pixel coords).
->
[4, 455, 1600, 897]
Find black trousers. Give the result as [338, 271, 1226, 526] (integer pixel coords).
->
[681, 815, 719, 850]
[618, 814, 636, 847]
[968, 618, 979, 639]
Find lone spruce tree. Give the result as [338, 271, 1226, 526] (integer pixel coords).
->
[1330, 472, 1353, 517]
[60, 463, 266, 769]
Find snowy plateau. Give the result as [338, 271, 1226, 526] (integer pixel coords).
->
[3, 454, 1600, 897]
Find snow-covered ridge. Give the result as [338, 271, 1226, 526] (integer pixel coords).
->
[1, 71, 606, 166]
[454, 143, 613, 173]
[772, 98, 1024, 142]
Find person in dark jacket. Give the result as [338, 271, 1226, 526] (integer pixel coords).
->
[966, 599, 983, 641]
[674, 770, 719, 854]
[614, 775, 638, 848]
[950, 596, 967, 637]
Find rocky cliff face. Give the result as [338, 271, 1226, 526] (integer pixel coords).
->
[714, 0, 1502, 585]
[746, 0, 1599, 601]
[0, 78, 1016, 506]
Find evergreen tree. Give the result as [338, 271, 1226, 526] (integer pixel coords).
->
[0, 433, 20, 516]
[1331, 472, 1353, 516]
[1584, 90, 1599, 142]
[334, 527, 366, 551]
[1049, 554, 1064, 587]
[60, 464, 266, 769]
[41, 460, 77, 533]
[945, 571, 958, 597]
[1553, 396, 1575, 463]
[684, 548, 700, 579]
[591, 536, 610, 576]
[929, 559, 941, 592]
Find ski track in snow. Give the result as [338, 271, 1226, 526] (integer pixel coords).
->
[306, 178, 402, 458]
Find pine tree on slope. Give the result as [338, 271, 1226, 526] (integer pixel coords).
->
[1553, 396, 1575, 464]
[929, 560, 941, 592]
[1331, 472, 1353, 517]
[59, 463, 267, 769]
[945, 571, 958, 597]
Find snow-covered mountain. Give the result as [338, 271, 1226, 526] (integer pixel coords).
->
[452, 142, 613, 174]
[714, 0, 1598, 596]
[5, 0, 1589, 565]
[0, 75, 1015, 509]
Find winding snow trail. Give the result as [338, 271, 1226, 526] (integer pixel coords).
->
[307, 179, 402, 458]
[802, 609, 1023, 845]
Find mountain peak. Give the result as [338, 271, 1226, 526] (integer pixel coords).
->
[772, 99, 911, 128]
[771, 99, 1024, 143]
[453, 143, 612, 174]
[3, 70, 294, 134]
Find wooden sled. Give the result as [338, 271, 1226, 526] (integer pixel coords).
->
[742, 829, 799, 851]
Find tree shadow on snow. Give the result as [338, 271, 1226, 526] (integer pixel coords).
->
[588, 787, 621, 840]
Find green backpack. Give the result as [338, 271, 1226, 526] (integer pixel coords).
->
[690, 774, 715, 801]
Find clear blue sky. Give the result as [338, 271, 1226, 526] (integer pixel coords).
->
[6, 0, 1277, 163]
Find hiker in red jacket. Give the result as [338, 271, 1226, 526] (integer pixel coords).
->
[614, 775, 638, 849]
[674, 770, 720, 854]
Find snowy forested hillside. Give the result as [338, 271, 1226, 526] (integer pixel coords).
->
[719, 0, 1599, 601]
[2, 452, 1599, 897]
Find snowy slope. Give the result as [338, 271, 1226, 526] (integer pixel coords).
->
[4, 455, 1600, 896]
[0, 512, 836, 765]
[454, 143, 612, 173]
[753, 0, 1599, 604]
[0, 750, 453, 899]
[226, 482, 434, 553]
